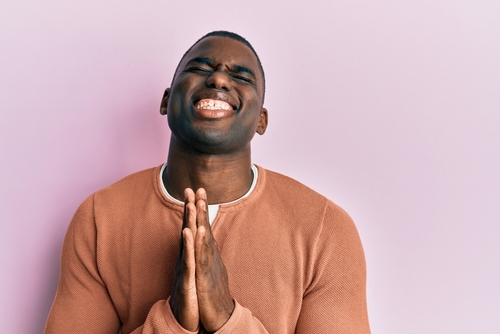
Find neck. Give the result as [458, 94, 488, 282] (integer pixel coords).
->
[163, 136, 253, 204]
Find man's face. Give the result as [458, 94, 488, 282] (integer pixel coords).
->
[164, 36, 267, 155]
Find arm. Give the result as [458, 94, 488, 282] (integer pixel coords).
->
[295, 203, 371, 333]
[44, 195, 199, 334]
[44, 195, 121, 333]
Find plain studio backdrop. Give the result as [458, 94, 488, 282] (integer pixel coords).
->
[1, 1, 499, 333]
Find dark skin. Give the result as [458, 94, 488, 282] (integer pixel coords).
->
[160, 36, 268, 332]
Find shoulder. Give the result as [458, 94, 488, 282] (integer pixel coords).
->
[255, 167, 364, 265]
[68, 165, 167, 233]
[260, 167, 328, 203]
[69, 165, 164, 220]
[98, 166, 159, 194]
[93, 165, 161, 204]
[257, 166, 354, 227]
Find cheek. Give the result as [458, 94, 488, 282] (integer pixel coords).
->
[238, 90, 262, 119]
[240, 87, 261, 107]
[239, 110, 262, 134]
[168, 85, 190, 111]
[170, 75, 197, 100]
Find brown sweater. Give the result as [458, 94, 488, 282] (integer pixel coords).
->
[45, 165, 370, 333]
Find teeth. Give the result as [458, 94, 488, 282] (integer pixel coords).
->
[196, 99, 232, 110]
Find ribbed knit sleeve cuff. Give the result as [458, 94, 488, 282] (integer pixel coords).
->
[163, 297, 199, 334]
[162, 298, 249, 333]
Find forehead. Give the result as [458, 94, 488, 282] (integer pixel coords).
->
[180, 36, 263, 82]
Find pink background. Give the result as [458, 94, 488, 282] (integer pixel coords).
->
[1, 1, 499, 333]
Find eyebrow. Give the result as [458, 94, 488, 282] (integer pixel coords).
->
[230, 64, 255, 78]
[186, 57, 256, 78]
[186, 57, 213, 67]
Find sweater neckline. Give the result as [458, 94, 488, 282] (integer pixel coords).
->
[153, 163, 266, 213]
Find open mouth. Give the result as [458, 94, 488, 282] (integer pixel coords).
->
[193, 98, 236, 119]
[195, 98, 234, 111]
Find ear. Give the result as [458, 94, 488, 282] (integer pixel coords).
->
[159, 88, 170, 115]
[256, 108, 268, 135]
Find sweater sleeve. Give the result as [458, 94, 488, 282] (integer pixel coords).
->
[44, 195, 198, 334]
[130, 298, 268, 334]
[295, 203, 371, 333]
[211, 300, 269, 333]
[44, 194, 121, 333]
[129, 299, 270, 334]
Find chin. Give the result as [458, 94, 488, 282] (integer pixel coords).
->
[189, 131, 251, 155]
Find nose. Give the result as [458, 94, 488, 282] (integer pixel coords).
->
[205, 70, 232, 91]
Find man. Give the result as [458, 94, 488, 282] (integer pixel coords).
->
[45, 31, 370, 333]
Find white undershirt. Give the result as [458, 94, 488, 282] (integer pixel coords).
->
[159, 164, 258, 225]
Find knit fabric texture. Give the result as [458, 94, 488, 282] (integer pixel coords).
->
[45, 165, 370, 333]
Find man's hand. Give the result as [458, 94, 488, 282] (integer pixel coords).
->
[170, 188, 235, 333]
[194, 189, 235, 332]
[170, 189, 199, 332]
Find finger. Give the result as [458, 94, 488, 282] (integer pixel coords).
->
[182, 228, 196, 283]
[182, 188, 195, 229]
[194, 225, 214, 272]
[196, 196, 210, 232]
[195, 188, 207, 203]
[195, 188, 208, 223]
[185, 188, 196, 202]
[195, 226, 208, 268]
[181, 228, 200, 331]
[194, 225, 234, 332]
[171, 228, 200, 332]
[185, 202, 197, 234]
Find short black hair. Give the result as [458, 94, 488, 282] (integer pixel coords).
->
[172, 31, 266, 103]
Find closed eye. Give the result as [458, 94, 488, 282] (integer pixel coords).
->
[185, 66, 211, 73]
[230, 74, 254, 84]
